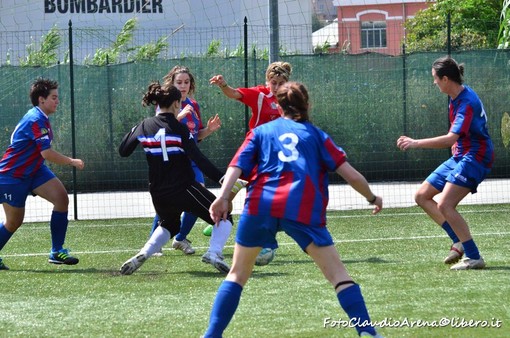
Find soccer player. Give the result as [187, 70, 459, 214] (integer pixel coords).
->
[118, 81, 238, 275]
[205, 81, 384, 337]
[397, 56, 494, 270]
[0, 78, 84, 270]
[209, 61, 292, 265]
[148, 66, 222, 257]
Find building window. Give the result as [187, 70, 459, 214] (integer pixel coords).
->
[361, 21, 386, 48]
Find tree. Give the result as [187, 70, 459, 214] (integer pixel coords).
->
[405, 0, 501, 52]
[20, 25, 62, 66]
[499, 0, 510, 48]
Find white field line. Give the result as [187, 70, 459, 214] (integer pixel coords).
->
[3, 231, 509, 258]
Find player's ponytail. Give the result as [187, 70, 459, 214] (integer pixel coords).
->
[276, 81, 310, 122]
[142, 81, 181, 108]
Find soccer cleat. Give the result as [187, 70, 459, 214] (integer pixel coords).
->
[203, 224, 213, 236]
[360, 331, 384, 338]
[255, 248, 276, 266]
[48, 249, 79, 265]
[0, 258, 9, 270]
[201, 251, 230, 274]
[444, 242, 464, 264]
[172, 238, 196, 255]
[120, 253, 148, 275]
[450, 257, 486, 270]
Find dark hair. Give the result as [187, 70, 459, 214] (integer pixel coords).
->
[275, 81, 310, 122]
[30, 78, 58, 106]
[142, 81, 181, 108]
[162, 65, 196, 96]
[432, 56, 465, 84]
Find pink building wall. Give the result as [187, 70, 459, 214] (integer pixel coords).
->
[333, 1, 431, 55]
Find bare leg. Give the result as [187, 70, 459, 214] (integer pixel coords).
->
[414, 181, 444, 225]
[436, 183, 472, 242]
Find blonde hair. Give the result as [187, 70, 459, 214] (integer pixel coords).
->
[265, 61, 292, 81]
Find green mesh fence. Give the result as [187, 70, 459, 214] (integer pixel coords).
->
[0, 51, 509, 194]
[0, 51, 509, 221]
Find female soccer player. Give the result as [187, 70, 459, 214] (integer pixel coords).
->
[0, 78, 84, 270]
[205, 82, 384, 337]
[118, 81, 234, 275]
[397, 56, 493, 270]
[209, 61, 292, 265]
[148, 65, 221, 257]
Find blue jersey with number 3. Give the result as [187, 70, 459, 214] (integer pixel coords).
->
[229, 117, 347, 226]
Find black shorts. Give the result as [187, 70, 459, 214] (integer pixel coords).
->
[152, 181, 216, 237]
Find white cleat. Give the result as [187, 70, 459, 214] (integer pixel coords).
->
[201, 251, 230, 274]
[120, 253, 148, 275]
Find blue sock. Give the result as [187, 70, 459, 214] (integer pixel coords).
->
[149, 215, 160, 237]
[337, 284, 376, 336]
[203, 281, 243, 338]
[462, 239, 481, 260]
[175, 212, 197, 241]
[441, 221, 459, 243]
[50, 211, 68, 252]
[0, 223, 14, 251]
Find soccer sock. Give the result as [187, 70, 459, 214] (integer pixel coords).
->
[208, 219, 232, 255]
[141, 225, 170, 257]
[175, 212, 198, 242]
[49, 210, 68, 252]
[441, 221, 460, 243]
[149, 214, 160, 237]
[0, 223, 13, 251]
[337, 284, 376, 336]
[203, 280, 243, 338]
[462, 239, 481, 260]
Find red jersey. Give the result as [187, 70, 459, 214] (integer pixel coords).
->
[237, 85, 280, 130]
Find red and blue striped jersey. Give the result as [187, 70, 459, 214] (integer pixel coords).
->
[449, 85, 494, 168]
[180, 97, 203, 143]
[0, 107, 53, 183]
[229, 118, 347, 226]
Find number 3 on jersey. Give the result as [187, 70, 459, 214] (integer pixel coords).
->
[278, 133, 299, 162]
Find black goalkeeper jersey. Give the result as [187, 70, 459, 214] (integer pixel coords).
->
[119, 113, 223, 199]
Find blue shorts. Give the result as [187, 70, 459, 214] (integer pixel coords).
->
[0, 165, 56, 207]
[236, 214, 334, 251]
[426, 156, 490, 194]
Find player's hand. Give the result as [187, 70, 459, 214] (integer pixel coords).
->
[209, 75, 225, 87]
[177, 104, 194, 121]
[70, 158, 85, 170]
[207, 114, 221, 132]
[210, 197, 229, 224]
[451, 144, 457, 156]
[396, 136, 416, 151]
[370, 196, 383, 215]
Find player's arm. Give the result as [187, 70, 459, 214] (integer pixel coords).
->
[41, 149, 84, 170]
[182, 129, 223, 183]
[336, 161, 382, 214]
[209, 75, 242, 100]
[210, 166, 243, 223]
[197, 114, 221, 141]
[397, 132, 458, 151]
[119, 124, 142, 157]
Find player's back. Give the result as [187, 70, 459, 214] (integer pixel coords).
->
[245, 117, 346, 225]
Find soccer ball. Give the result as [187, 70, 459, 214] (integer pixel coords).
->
[255, 248, 276, 266]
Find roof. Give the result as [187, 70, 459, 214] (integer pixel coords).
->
[312, 19, 338, 47]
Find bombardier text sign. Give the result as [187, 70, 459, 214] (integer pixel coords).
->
[44, 0, 163, 14]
